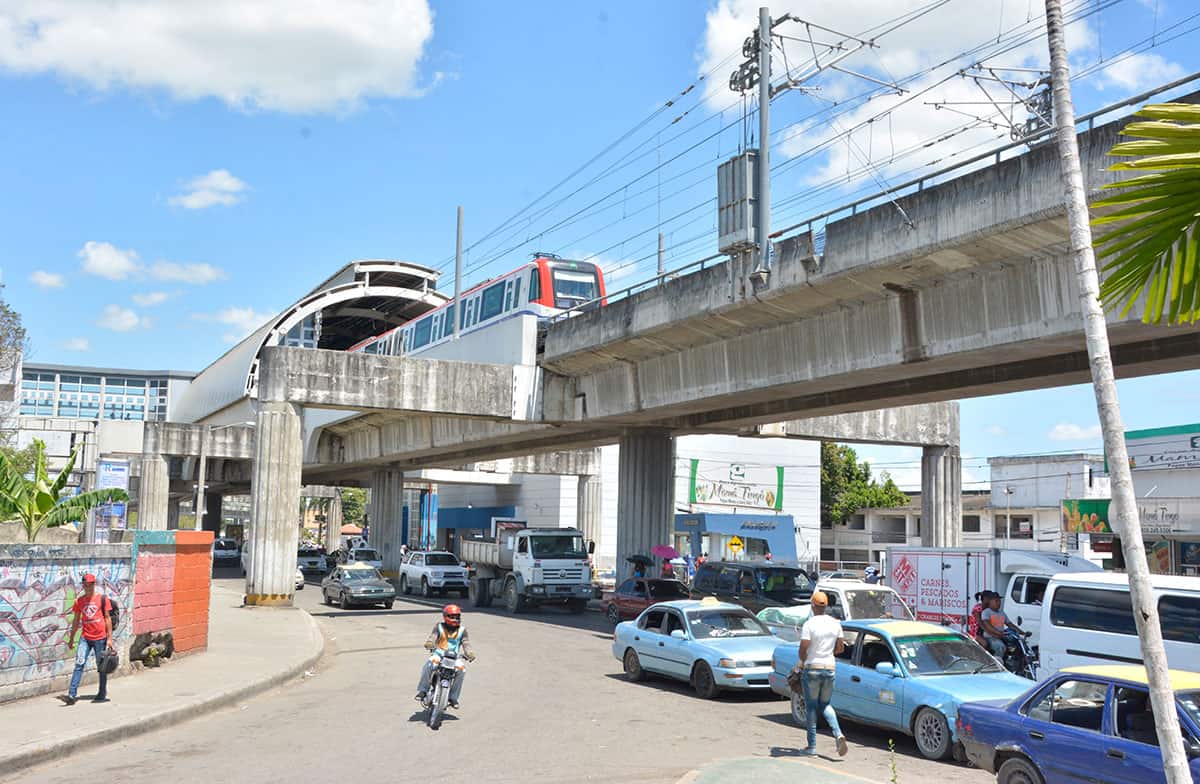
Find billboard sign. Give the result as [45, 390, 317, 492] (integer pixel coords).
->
[1121, 423, 1200, 472]
[688, 459, 784, 511]
[93, 457, 130, 539]
[1062, 497, 1198, 536]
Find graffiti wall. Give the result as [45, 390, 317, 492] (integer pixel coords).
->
[0, 544, 134, 703]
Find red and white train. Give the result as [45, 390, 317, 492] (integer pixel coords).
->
[347, 254, 606, 357]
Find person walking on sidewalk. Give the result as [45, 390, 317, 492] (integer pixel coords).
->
[797, 590, 848, 757]
[58, 573, 114, 706]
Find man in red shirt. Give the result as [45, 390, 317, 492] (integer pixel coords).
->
[58, 573, 114, 705]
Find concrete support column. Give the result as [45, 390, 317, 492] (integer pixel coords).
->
[137, 454, 170, 531]
[167, 500, 181, 531]
[324, 492, 343, 553]
[370, 469, 406, 577]
[921, 445, 962, 548]
[616, 430, 675, 582]
[246, 402, 303, 606]
[204, 492, 223, 534]
[576, 474, 602, 549]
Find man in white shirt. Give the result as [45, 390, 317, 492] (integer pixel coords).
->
[797, 591, 849, 757]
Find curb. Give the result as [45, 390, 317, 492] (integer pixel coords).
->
[0, 605, 325, 778]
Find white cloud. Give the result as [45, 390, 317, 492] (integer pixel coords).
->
[132, 291, 170, 306]
[30, 270, 64, 288]
[1048, 422, 1103, 441]
[62, 337, 89, 351]
[79, 241, 139, 280]
[96, 304, 150, 332]
[1097, 53, 1185, 93]
[984, 425, 1007, 437]
[169, 169, 248, 209]
[0, 1, 436, 113]
[193, 306, 275, 343]
[149, 261, 225, 285]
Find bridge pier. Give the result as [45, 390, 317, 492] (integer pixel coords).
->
[138, 454, 170, 531]
[246, 401, 303, 606]
[577, 473, 602, 551]
[616, 430, 675, 582]
[920, 445, 962, 548]
[324, 491, 343, 553]
[370, 468, 407, 577]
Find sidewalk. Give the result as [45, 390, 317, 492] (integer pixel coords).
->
[0, 585, 324, 777]
[676, 756, 882, 784]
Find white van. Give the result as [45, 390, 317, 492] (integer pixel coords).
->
[1039, 572, 1200, 676]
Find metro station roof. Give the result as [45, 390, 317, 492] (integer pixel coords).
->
[173, 260, 447, 423]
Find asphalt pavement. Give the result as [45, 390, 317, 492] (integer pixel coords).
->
[7, 571, 992, 784]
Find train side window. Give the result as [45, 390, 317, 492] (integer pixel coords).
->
[481, 282, 506, 320]
[513, 277, 522, 308]
[411, 317, 432, 349]
[529, 269, 541, 302]
[504, 280, 514, 312]
[443, 304, 455, 338]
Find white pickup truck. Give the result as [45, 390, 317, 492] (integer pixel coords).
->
[398, 551, 470, 598]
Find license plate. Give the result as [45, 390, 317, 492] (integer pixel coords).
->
[555, 586, 572, 593]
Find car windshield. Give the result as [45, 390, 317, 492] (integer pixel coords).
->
[756, 568, 811, 598]
[353, 549, 379, 560]
[343, 568, 382, 581]
[687, 609, 770, 638]
[1179, 692, 1200, 727]
[425, 554, 459, 566]
[529, 535, 588, 559]
[648, 581, 689, 599]
[845, 589, 913, 620]
[758, 605, 812, 627]
[893, 634, 1001, 675]
[215, 540, 238, 551]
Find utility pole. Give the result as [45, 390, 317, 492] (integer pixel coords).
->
[657, 232, 665, 281]
[194, 425, 208, 531]
[454, 206, 463, 340]
[754, 6, 771, 281]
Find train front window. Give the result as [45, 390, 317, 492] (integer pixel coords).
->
[551, 268, 598, 308]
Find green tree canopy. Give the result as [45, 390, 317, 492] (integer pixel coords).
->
[340, 487, 366, 526]
[820, 442, 909, 526]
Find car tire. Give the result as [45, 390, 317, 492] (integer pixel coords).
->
[459, 589, 469, 599]
[384, 600, 394, 610]
[399, 575, 410, 595]
[790, 690, 807, 727]
[606, 604, 621, 625]
[691, 662, 719, 700]
[997, 757, 1044, 784]
[913, 707, 952, 760]
[623, 648, 645, 682]
[323, 590, 332, 607]
[340, 592, 351, 611]
[421, 578, 432, 598]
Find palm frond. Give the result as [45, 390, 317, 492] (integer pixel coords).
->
[40, 489, 130, 530]
[1093, 103, 1200, 325]
[51, 445, 81, 497]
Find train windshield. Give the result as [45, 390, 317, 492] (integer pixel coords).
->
[551, 267, 599, 308]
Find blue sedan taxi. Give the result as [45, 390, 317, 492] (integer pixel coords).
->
[768, 619, 1032, 760]
[612, 598, 781, 699]
[957, 665, 1200, 783]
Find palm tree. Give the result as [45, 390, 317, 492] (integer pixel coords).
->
[0, 439, 130, 543]
[1043, 2, 1190, 780]
[1092, 103, 1200, 323]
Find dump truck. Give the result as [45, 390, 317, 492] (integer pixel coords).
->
[460, 522, 595, 614]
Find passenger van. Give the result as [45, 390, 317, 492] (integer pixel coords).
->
[1039, 572, 1200, 676]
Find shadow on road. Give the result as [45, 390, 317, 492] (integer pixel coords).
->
[601, 672, 787, 705]
[309, 607, 441, 619]
[391, 594, 613, 636]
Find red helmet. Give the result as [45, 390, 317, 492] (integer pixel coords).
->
[443, 604, 462, 628]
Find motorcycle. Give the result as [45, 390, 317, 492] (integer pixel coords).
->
[1000, 630, 1038, 680]
[422, 650, 466, 729]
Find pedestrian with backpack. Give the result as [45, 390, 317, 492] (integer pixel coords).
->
[59, 573, 115, 705]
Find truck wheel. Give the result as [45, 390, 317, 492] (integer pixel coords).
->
[469, 578, 488, 608]
[503, 579, 524, 614]
[421, 578, 432, 598]
[399, 575, 410, 595]
[340, 592, 351, 611]
[691, 662, 719, 699]
[567, 599, 588, 614]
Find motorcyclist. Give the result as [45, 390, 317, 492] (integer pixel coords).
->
[980, 592, 1030, 658]
[415, 604, 476, 709]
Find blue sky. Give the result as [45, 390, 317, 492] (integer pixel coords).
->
[2, 0, 1198, 484]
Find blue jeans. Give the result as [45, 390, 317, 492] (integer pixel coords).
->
[418, 660, 465, 703]
[68, 637, 108, 699]
[802, 667, 842, 750]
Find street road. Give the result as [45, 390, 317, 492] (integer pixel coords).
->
[14, 572, 991, 784]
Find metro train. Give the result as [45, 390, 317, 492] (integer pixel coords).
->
[347, 254, 606, 357]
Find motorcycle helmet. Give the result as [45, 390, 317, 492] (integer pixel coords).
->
[443, 604, 462, 628]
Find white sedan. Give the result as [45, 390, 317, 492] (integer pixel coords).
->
[295, 567, 305, 591]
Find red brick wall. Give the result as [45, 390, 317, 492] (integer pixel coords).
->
[132, 549, 175, 634]
[171, 532, 212, 653]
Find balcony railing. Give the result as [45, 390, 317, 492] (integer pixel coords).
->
[871, 530, 907, 544]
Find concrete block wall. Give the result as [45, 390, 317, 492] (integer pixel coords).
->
[132, 531, 213, 655]
[0, 544, 134, 703]
[0, 531, 212, 704]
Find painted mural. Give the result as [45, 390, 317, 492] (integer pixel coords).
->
[0, 549, 133, 690]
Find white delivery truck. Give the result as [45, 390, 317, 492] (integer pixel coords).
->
[459, 522, 595, 614]
[883, 547, 1102, 648]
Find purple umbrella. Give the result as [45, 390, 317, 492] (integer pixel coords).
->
[651, 544, 680, 560]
